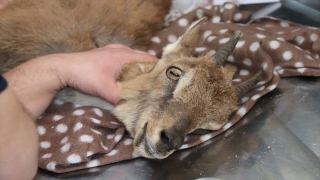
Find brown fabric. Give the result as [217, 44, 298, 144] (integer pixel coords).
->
[37, 3, 320, 173]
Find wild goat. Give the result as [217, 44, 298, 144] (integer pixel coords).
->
[0, 0, 262, 159]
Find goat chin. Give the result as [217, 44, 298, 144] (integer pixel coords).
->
[55, 88, 115, 111]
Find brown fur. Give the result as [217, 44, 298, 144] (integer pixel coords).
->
[0, 0, 171, 73]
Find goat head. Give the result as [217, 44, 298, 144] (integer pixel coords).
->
[113, 17, 263, 158]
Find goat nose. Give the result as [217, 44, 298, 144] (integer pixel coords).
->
[160, 130, 184, 151]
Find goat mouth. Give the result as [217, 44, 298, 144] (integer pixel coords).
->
[134, 123, 167, 159]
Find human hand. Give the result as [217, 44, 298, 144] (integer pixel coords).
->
[4, 44, 157, 119]
[58, 44, 158, 104]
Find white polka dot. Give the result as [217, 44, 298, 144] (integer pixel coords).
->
[73, 109, 85, 116]
[219, 29, 228, 34]
[212, 16, 221, 23]
[315, 53, 319, 59]
[67, 154, 82, 164]
[168, 34, 177, 43]
[107, 135, 114, 139]
[46, 162, 56, 171]
[219, 7, 224, 13]
[53, 99, 64, 105]
[110, 121, 119, 125]
[280, 21, 289, 27]
[241, 96, 249, 103]
[42, 153, 52, 159]
[114, 134, 122, 143]
[203, 30, 212, 39]
[295, 36, 305, 45]
[236, 41, 245, 48]
[225, 3, 234, 9]
[151, 37, 161, 43]
[195, 47, 206, 52]
[106, 150, 118, 156]
[256, 27, 265, 31]
[200, 134, 212, 142]
[222, 122, 232, 130]
[52, 115, 64, 121]
[132, 151, 141, 158]
[232, 79, 241, 82]
[180, 144, 189, 149]
[251, 94, 261, 101]
[269, 40, 280, 49]
[60, 136, 69, 144]
[310, 34, 318, 42]
[207, 50, 216, 56]
[294, 62, 304, 68]
[267, 84, 277, 91]
[87, 151, 94, 157]
[292, 28, 300, 32]
[228, 55, 234, 62]
[278, 69, 284, 74]
[55, 124, 68, 133]
[147, 50, 156, 56]
[250, 42, 260, 52]
[237, 107, 247, 116]
[73, 122, 83, 132]
[91, 128, 102, 135]
[87, 160, 100, 168]
[61, 143, 71, 153]
[275, 66, 282, 71]
[219, 38, 230, 44]
[282, 51, 292, 61]
[178, 18, 188, 27]
[256, 86, 265, 91]
[90, 118, 101, 124]
[196, 9, 204, 18]
[256, 34, 266, 39]
[277, 37, 285, 41]
[93, 108, 103, 117]
[37, 126, 46, 135]
[257, 81, 265, 86]
[277, 31, 284, 34]
[298, 68, 307, 73]
[306, 55, 313, 60]
[124, 139, 133, 145]
[294, 45, 303, 51]
[243, 58, 252, 66]
[80, 135, 94, 143]
[40, 141, 51, 149]
[262, 62, 268, 70]
[233, 13, 242, 21]
[239, 69, 249, 76]
[100, 142, 108, 151]
[207, 36, 217, 42]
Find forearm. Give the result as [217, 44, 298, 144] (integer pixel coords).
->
[0, 86, 38, 180]
[3, 54, 65, 119]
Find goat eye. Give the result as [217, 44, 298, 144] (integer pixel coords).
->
[166, 67, 181, 80]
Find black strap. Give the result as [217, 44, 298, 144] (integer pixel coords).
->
[0, 75, 8, 93]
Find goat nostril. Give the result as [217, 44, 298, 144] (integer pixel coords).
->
[160, 131, 170, 147]
[160, 130, 183, 152]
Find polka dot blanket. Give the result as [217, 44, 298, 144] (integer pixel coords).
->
[37, 2, 320, 173]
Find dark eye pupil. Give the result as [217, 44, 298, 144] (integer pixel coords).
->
[170, 71, 179, 77]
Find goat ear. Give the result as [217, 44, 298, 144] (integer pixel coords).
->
[161, 17, 207, 61]
[223, 64, 238, 81]
[116, 61, 156, 82]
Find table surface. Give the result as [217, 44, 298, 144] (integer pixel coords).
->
[34, 3, 320, 180]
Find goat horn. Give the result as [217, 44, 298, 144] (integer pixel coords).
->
[235, 70, 263, 97]
[213, 31, 241, 65]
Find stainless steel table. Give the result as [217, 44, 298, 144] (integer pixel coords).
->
[34, 2, 320, 180]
